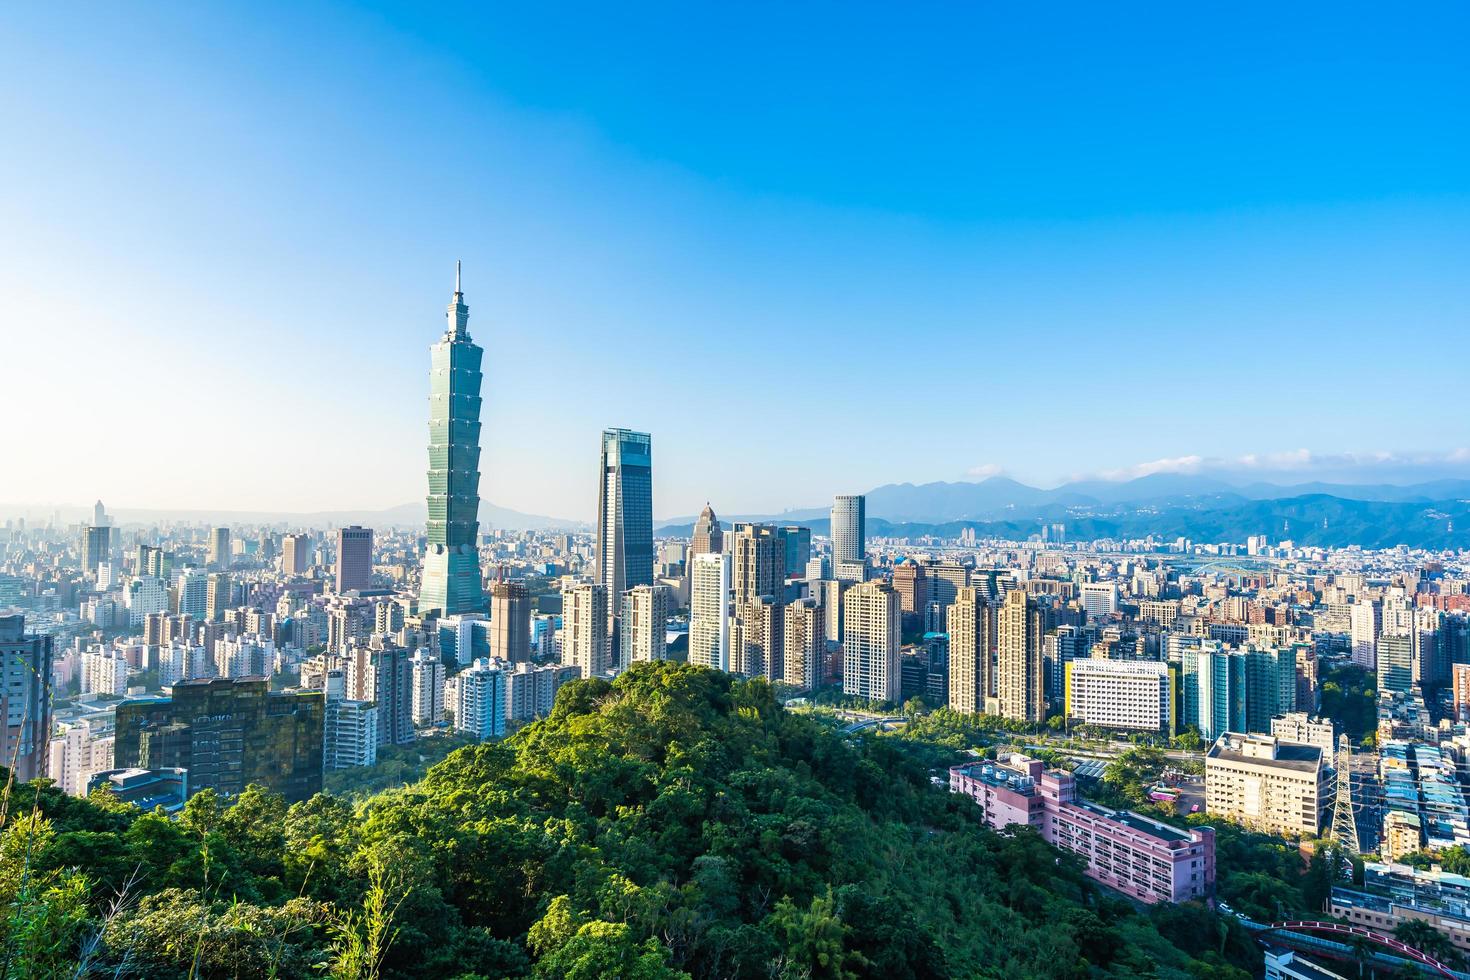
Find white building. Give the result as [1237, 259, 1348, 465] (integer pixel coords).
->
[688, 553, 731, 672]
[126, 576, 169, 627]
[1350, 599, 1378, 671]
[1205, 732, 1330, 838]
[214, 634, 274, 679]
[506, 661, 580, 723]
[1269, 713, 1337, 757]
[46, 717, 115, 796]
[176, 568, 209, 620]
[410, 648, 446, 726]
[1079, 582, 1119, 621]
[80, 649, 129, 696]
[1064, 659, 1171, 733]
[323, 670, 378, 770]
[451, 659, 506, 738]
[159, 641, 212, 687]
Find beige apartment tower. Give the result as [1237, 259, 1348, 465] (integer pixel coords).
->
[996, 588, 1045, 722]
[1204, 732, 1330, 838]
[948, 587, 994, 714]
[561, 582, 610, 679]
[842, 580, 900, 702]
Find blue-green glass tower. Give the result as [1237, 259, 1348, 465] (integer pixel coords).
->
[419, 262, 487, 616]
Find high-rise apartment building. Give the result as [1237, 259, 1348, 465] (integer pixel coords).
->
[450, 659, 506, 738]
[0, 615, 53, 782]
[420, 263, 487, 617]
[996, 589, 1045, 722]
[489, 580, 532, 663]
[926, 563, 970, 630]
[323, 671, 379, 770]
[733, 596, 784, 680]
[208, 526, 231, 571]
[345, 642, 415, 747]
[1350, 599, 1379, 670]
[689, 504, 723, 560]
[892, 560, 929, 620]
[115, 678, 324, 802]
[562, 582, 611, 678]
[731, 523, 786, 605]
[947, 587, 994, 715]
[596, 428, 654, 629]
[621, 584, 672, 665]
[830, 495, 866, 579]
[282, 533, 311, 575]
[205, 572, 231, 623]
[1377, 632, 1415, 695]
[176, 567, 208, 620]
[783, 597, 825, 690]
[688, 553, 731, 672]
[336, 526, 373, 593]
[410, 648, 446, 726]
[842, 581, 900, 702]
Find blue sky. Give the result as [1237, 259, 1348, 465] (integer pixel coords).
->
[2, 3, 1468, 521]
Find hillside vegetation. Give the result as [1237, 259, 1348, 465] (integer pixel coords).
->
[2, 662, 1257, 978]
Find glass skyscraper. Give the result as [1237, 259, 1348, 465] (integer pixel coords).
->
[420, 263, 487, 616]
[596, 428, 654, 628]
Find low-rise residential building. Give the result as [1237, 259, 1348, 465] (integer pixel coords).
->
[1330, 862, 1470, 958]
[1205, 732, 1330, 838]
[950, 754, 1215, 904]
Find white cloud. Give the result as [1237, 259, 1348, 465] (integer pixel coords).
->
[966, 463, 1003, 479]
[1077, 448, 1470, 484]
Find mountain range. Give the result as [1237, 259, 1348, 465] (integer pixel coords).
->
[656, 475, 1470, 550]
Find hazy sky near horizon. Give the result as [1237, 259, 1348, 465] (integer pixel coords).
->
[3, 3, 1469, 521]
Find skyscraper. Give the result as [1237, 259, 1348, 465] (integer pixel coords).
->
[208, 526, 231, 571]
[690, 503, 723, 559]
[489, 580, 532, 663]
[420, 263, 488, 617]
[996, 589, 1045, 722]
[730, 523, 786, 605]
[596, 428, 654, 629]
[336, 526, 373, 593]
[282, 533, 310, 575]
[82, 525, 110, 577]
[842, 581, 900, 702]
[947, 587, 993, 715]
[0, 615, 53, 782]
[831, 495, 865, 579]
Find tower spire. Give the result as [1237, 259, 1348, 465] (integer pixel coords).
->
[455, 259, 461, 295]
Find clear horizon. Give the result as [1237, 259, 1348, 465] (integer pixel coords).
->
[4, 4, 1468, 520]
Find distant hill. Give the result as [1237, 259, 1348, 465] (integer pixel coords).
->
[662, 492, 1470, 550]
[14, 500, 586, 532]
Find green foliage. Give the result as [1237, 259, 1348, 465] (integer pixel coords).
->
[7, 662, 1263, 977]
[323, 733, 478, 800]
[1320, 663, 1376, 738]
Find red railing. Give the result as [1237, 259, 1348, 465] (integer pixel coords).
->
[1260, 920, 1457, 978]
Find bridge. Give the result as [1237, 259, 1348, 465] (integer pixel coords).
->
[1243, 918, 1463, 978]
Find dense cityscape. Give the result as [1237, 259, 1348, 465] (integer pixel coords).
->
[6, 5, 1468, 979]
[3, 267, 1470, 977]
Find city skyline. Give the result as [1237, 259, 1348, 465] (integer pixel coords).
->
[4, 5, 1469, 520]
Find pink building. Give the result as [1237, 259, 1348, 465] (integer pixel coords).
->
[949, 755, 1215, 905]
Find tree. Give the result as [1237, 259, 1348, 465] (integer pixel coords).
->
[1394, 919, 1465, 969]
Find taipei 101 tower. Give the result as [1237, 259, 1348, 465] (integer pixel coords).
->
[419, 262, 487, 616]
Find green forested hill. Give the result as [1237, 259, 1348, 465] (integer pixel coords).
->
[4, 663, 1257, 978]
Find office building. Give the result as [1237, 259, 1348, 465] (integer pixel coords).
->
[1080, 582, 1119, 621]
[947, 587, 993, 715]
[208, 526, 231, 571]
[82, 525, 111, 577]
[950, 754, 1214, 904]
[87, 768, 188, 814]
[282, 534, 311, 575]
[336, 525, 373, 593]
[450, 658, 506, 738]
[1204, 732, 1330, 837]
[780, 526, 811, 580]
[621, 583, 672, 665]
[688, 553, 731, 672]
[596, 427, 654, 631]
[205, 572, 231, 623]
[488, 580, 532, 663]
[114, 678, 324, 802]
[830, 495, 866, 578]
[996, 589, 1045, 723]
[1064, 660, 1171, 733]
[842, 581, 900, 702]
[126, 576, 169, 627]
[926, 563, 970, 631]
[562, 582, 611, 678]
[410, 648, 446, 726]
[420, 263, 488, 617]
[689, 503, 724, 559]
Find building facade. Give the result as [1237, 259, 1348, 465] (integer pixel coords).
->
[595, 428, 654, 630]
[1204, 732, 1329, 838]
